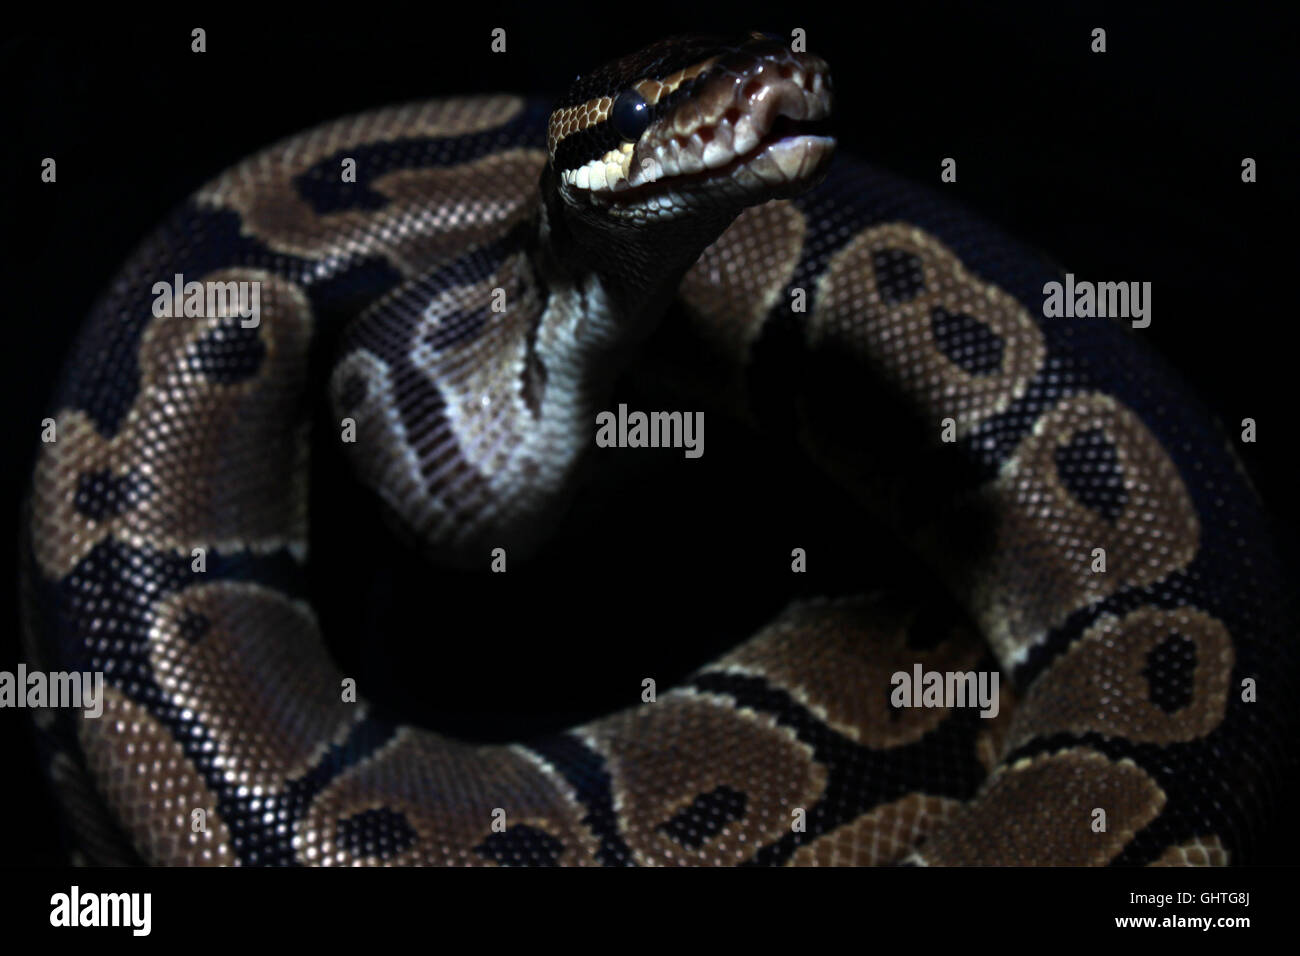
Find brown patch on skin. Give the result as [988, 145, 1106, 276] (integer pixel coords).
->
[149, 582, 361, 791]
[582, 690, 826, 866]
[200, 142, 544, 278]
[357, 156, 545, 275]
[681, 200, 805, 364]
[1149, 835, 1229, 866]
[31, 270, 312, 579]
[916, 748, 1166, 865]
[810, 223, 1046, 438]
[1010, 606, 1234, 747]
[974, 393, 1201, 668]
[712, 596, 987, 749]
[547, 97, 614, 156]
[79, 686, 237, 865]
[788, 793, 962, 866]
[297, 728, 600, 866]
[545, 56, 724, 157]
[633, 56, 722, 107]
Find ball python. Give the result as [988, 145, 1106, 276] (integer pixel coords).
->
[21, 31, 1294, 866]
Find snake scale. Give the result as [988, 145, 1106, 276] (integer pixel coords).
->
[20, 32, 1294, 866]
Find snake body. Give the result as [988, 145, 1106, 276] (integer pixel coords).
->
[22, 33, 1293, 866]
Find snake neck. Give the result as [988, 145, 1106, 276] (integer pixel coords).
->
[329, 170, 750, 564]
[536, 164, 740, 360]
[390, 168, 744, 558]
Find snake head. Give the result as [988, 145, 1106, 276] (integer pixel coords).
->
[548, 32, 834, 222]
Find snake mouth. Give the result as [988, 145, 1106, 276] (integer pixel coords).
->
[565, 38, 835, 213]
[597, 118, 835, 208]
[738, 114, 836, 189]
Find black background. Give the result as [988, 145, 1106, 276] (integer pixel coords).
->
[3, 3, 1296, 870]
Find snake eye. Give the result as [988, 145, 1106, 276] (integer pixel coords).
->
[611, 89, 651, 142]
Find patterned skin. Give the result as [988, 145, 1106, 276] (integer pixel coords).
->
[21, 33, 1294, 866]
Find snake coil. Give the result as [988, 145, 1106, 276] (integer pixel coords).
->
[21, 32, 1293, 866]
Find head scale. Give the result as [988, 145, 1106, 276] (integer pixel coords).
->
[547, 32, 834, 223]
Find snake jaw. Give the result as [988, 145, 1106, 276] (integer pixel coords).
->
[558, 37, 835, 218]
[623, 52, 833, 190]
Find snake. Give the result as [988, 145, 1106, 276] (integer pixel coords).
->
[20, 31, 1295, 866]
